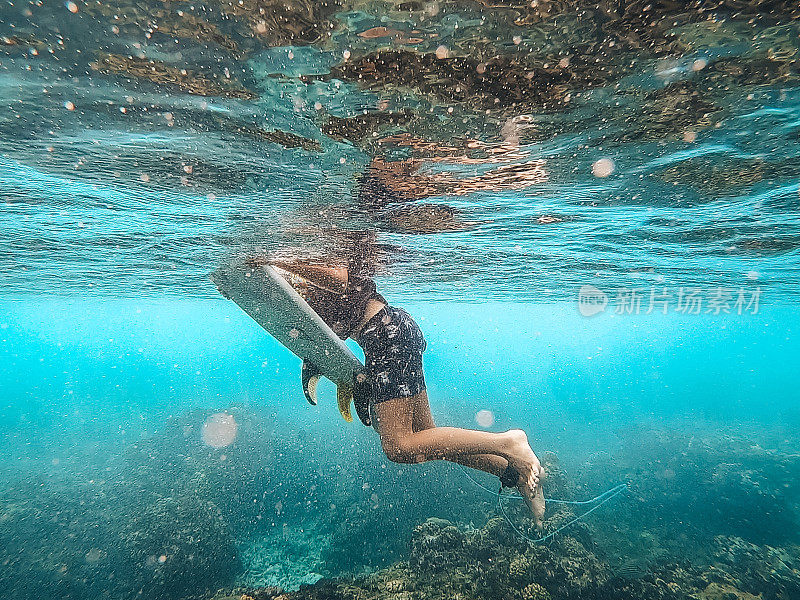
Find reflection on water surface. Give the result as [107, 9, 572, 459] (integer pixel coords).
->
[1, 1, 799, 300]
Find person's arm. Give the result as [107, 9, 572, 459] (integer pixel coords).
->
[271, 260, 349, 294]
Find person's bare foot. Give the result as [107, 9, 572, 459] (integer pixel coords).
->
[504, 430, 544, 520]
[530, 467, 546, 529]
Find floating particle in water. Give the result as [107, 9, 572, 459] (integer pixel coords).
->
[85, 548, 103, 563]
[475, 409, 494, 428]
[513, 36, 522, 45]
[183, 164, 193, 174]
[158, 555, 167, 564]
[435, 45, 449, 59]
[201, 412, 238, 448]
[683, 130, 697, 142]
[745, 271, 760, 280]
[692, 58, 708, 71]
[339, 157, 346, 164]
[592, 158, 615, 178]
[343, 49, 351, 60]
[139, 173, 150, 182]
[476, 62, 486, 74]
[64, 101, 75, 111]
[314, 101, 323, 110]
[255, 21, 267, 34]
[65, 1, 78, 13]
[559, 57, 570, 68]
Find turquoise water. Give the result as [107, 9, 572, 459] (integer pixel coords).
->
[3, 1, 800, 599]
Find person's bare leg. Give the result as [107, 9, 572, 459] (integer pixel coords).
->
[410, 392, 508, 476]
[410, 391, 545, 526]
[374, 392, 543, 517]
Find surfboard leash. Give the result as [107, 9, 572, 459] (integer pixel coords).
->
[456, 464, 629, 544]
[497, 482, 628, 545]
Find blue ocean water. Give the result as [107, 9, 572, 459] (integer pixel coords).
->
[3, 2, 800, 599]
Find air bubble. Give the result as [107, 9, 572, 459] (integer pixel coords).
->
[592, 158, 615, 178]
[201, 413, 238, 448]
[475, 409, 495, 428]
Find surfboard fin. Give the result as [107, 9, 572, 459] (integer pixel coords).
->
[301, 361, 322, 406]
[352, 371, 373, 427]
[337, 382, 354, 423]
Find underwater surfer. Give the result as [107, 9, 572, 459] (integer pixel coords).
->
[261, 246, 546, 525]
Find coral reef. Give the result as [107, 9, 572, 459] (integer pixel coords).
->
[120, 493, 240, 599]
[232, 522, 799, 600]
[712, 536, 800, 600]
[521, 582, 551, 600]
[239, 524, 327, 590]
[0, 473, 241, 600]
[201, 429, 800, 600]
[5, 415, 800, 600]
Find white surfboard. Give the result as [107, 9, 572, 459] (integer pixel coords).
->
[210, 259, 367, 423]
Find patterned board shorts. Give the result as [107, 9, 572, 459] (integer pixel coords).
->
[358, 305, 427, 406]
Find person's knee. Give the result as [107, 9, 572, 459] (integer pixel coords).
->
[380, 438, 416, 464]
